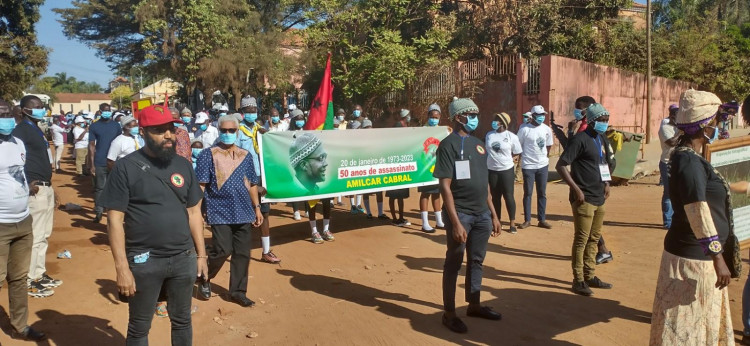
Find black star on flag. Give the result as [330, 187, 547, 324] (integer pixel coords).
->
[312, 98, 322, 110]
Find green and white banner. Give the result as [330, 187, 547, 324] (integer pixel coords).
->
[259, 127, 451, 202]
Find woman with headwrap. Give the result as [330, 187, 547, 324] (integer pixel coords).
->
[649, 89, 734, 346]
[486, 112, 522, 234]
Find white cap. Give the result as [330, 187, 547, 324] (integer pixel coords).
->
[219, 105, 229, 112]
[74, 116, 85, 124]
[83, 113, 95, 120]
[195, 111, 209, 124]
[522, 112, 532, 118]
[530, 105, 547, 115]
[288, 104, 297, 111]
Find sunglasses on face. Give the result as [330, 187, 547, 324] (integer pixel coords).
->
[146, 124, 175, 134]
[219, 128, 238, 134]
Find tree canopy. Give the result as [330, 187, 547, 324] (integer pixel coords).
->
[0, 0, 48, 101]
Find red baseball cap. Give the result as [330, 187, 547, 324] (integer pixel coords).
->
[138, 105, 181, 127]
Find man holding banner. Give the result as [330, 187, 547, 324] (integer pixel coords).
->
[435, 97, 502, 334]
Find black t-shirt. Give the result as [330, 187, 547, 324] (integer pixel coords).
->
[558, 131, 612, 206]
[664, 149, 730, 260]
[12, 120, 52, 183]
[433, 132, 489, 215]
[100, 150, 203, 257]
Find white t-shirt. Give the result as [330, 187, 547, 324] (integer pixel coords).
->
[0, 137, 30, 223]
[658, 121, 677, 163]
[485, 130, 522, 171]
[50, 124, 68, 146]
[517, 123, 553, 169]
[195, 125, 219, 148]
[107, 134, 142, 161]
[266, 120, 289, 132]
[72, 126, 89, 149]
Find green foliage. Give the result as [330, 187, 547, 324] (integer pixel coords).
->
[0, 0, 49, 101]
[305, 0, 459, 105]
[28, 73, 103, 94]
[109, 85, 134, 109]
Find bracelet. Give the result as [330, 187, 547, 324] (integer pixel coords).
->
[197, 255, 208, 259]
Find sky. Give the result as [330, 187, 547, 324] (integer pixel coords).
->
[36, 0, 649, 89]
[37, 1, 113, 87]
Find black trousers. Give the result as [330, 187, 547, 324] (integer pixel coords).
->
[488, 168, 516, 221]
[207, 223, 252, 296]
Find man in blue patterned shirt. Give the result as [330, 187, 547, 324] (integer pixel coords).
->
[195, 114, 263, 307]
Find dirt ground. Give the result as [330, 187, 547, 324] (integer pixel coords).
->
[2, 149, 748, 345]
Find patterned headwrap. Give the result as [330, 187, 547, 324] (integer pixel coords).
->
[675, 90, 721, 135]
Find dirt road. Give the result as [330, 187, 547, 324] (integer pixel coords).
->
[1, 152, 747, 345]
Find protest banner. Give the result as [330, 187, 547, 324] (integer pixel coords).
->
[259, 127, 451, 202]
[706, 136, 750, 248]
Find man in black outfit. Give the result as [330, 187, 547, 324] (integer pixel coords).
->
[101, 104, 208, 344]
[435, 97, 502, 333]
[556, 103, 615, 296]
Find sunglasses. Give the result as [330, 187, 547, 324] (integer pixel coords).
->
[219, 128, 238, 134]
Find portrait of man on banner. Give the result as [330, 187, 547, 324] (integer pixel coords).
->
[289, 132, 329, 194]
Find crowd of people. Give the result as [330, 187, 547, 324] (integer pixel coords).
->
[0, 88, 749, 344]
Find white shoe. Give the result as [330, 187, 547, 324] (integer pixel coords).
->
[293, 211, 301, 221]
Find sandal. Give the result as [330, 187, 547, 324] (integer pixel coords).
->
[155, 302, 169, 317]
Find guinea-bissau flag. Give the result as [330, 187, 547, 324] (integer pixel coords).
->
[304, 53, 335, 130]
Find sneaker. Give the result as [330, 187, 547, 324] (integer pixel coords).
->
[28, 280, 54, 298]
[392, 219, 406, 227]
[357, 206, 366, 214]
[595, 251, 613, 265]
[350, 206, 359, 214]
[508, 226, 517, 234]
[367, 214, 373, 220]
[155, 302, 169, 317]
[518, 221, 531, 229]
[572, 281, 593, 296]
[11, 326, 46, 341]
[322, 231, 335, 242]
[378, 214, 390, 221]
[538, 221, 553, 229]
[39, 273, 62, 288]
[401, 218, 411, 226]
[293, 211, 301, 221]
[261, 251, 281, 264]
[586, 276, 613, 289]
[311, 232, 324, 244]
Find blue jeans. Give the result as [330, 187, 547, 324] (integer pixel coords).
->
[126, 249, 197, 346]
[659, 161, 673, 228]
[522, 166, 548, 223]
[442, 209, 492, 312]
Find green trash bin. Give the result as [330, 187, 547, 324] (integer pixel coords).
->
[609, 130, 643, 180]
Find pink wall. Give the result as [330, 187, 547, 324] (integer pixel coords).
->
[542, 56, 694, 142]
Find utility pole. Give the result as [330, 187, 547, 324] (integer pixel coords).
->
[646, 0, 652, 144]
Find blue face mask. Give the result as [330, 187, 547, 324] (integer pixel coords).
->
[29, 108, 46, 120]
[191, 148, 203, 157]
[491, 121, 500, 131]
[219, 132, 237, 145]
[0, 118, 16, 135]
[705, 126, 719, 144]
[244, 113, 258, 123]
[173, 122, 182, 128]
[427, 118, 439, 127]
[100, 111, 112, 119]
[574, 109, 584, 121]
[523, 117, 530, 124]
[271, 116, 280, 124]
[295, 120, 305, 128]
[463, 116, 479, 132]
[129, 126, 140, 136]
[181, 116, 191, 124]
[534, 115, 546, 124]
[593, 121, 609, 134]
[199, 124, 208, 131]
[353, 110, 362, 118]
[219, 112, 227, 117]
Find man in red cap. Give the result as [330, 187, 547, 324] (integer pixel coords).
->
[100, 105, 208, 344]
